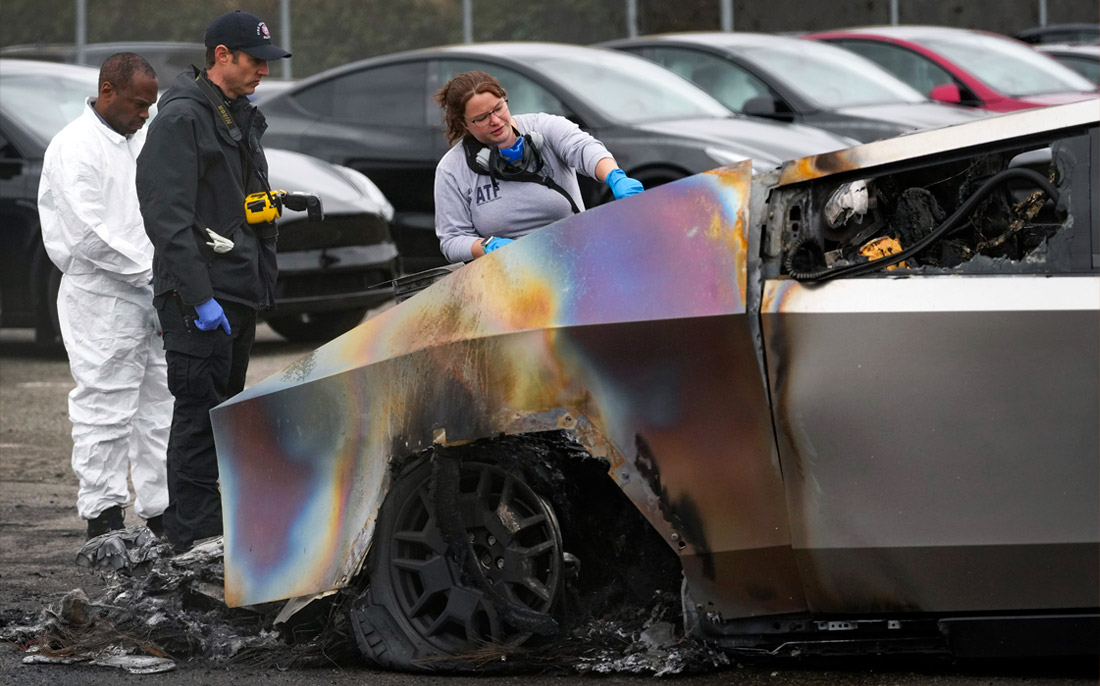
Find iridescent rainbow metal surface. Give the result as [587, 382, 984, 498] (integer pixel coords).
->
[212, 161, 803, 617]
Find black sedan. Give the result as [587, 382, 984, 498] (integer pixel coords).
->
[600, 32, 989, 143]
[0, 59, 398, 344]
[258, 42, 857, 272]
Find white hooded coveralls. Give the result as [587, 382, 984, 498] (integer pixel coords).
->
[37, 101, 171, 521]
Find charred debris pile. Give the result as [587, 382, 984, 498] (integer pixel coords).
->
[2, 433, 728, 675]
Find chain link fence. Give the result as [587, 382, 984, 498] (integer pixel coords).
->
[2, 0, 1096, 79]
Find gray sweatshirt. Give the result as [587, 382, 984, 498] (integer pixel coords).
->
[434, 112, 612, 263]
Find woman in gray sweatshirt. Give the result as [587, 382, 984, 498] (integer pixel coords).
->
[433, 70, 643, 263]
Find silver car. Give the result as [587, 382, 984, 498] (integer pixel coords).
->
[212, 101, 1098, 669]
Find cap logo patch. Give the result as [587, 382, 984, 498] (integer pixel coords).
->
[257, 22, 271, 40]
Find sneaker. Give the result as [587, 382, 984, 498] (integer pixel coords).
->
[144, 514, 164, 538]
[86, 505, 125, 539]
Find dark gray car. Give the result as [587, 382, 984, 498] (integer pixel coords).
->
[258, 42, 857, 272]
[600, 32, 989, 143]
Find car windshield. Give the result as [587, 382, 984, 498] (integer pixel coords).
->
[0, 68, 97, 142]
[916, 33, 1097, 96]
[744, 42, 927, 108]
[524, 50, 733, 123]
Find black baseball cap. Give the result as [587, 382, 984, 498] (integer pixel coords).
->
[204, 10, 291, 61]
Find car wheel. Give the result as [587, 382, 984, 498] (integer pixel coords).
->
[349, 456, 564, 671]
[264, 307, 368, 342]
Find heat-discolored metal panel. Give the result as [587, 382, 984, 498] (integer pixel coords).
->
[213, 162, 804, 617]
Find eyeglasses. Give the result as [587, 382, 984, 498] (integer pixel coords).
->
[467, 99, 508, 127]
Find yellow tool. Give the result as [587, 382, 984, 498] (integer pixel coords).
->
[245, 190, 324, 224]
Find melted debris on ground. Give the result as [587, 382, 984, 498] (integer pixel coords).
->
[554, 590, 730, 676]
[0, 530, 344, 673]
[0, 525, 730, 675]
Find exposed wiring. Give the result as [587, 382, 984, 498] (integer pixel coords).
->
[787, 168, 1060, 282]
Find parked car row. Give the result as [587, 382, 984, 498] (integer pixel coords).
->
[259, 42, 859, 272]
[598, 32, 987, 142]
[257, 27, 1096, 270]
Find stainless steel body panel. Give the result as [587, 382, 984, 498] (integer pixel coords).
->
[762, 275, 1100, 612]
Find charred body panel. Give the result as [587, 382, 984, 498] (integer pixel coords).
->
[212, 162, 802, 617]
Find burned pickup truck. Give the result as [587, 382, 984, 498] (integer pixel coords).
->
[210, 101, 1098, 669]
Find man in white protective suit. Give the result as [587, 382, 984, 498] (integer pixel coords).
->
[37, 52, 171, 539]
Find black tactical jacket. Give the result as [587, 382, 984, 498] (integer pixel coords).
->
[137, 67, 277, 310]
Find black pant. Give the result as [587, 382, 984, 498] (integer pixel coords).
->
[156, 293, 257, 550]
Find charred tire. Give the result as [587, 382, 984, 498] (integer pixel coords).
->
[349, 457, 564, 671]
[264, 307, 368, 342]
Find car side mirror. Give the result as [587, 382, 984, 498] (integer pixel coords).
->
[742, 95, 778, 117]
[929, 83, 963, 105]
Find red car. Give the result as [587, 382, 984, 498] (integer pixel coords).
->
[807, 25, 1098, 112]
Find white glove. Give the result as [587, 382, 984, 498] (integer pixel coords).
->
[205, 228, 235, 254]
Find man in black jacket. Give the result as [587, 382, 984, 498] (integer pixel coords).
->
[136, 10, 290, 551]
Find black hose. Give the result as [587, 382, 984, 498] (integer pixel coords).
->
[788, 168, 1060, 282]
[784, 235, 834, 281]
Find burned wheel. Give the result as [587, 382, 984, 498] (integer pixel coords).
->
[349, 457, 564, 671]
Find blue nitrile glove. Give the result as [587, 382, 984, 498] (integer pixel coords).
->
[194, 298, 232, 335]
[483, 236, 514, 254]
[606, 168, 644, 199]
[500, 137, 524, 163]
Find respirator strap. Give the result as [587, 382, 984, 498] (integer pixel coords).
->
[193, 66, 274, 203]
[461, 131, 580, 215]
[193, 68, 242, 143]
